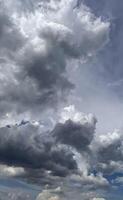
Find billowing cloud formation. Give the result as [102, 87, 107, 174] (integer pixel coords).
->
[53, 106, 97, 150]
[91, 129, 123, 174]
[1, 0, 122, 199]
[0, 0, 109, 124]
[53, 117, 96, 150]
[0, 105, 111, 200]
[0, 105, 100, 177]
[36, 188, 61, 200]
[0, 122, 78, 176]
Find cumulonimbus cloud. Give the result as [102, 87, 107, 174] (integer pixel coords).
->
[0, 122, 78, 176]
[0, 106, 97, 177]
[0, 0, 115, 199]
[0, 0, 109, 124]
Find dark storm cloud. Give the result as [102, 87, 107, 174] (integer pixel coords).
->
[0, 110, 97, 178]
[52, 118, 97, 151]
[0, 114, 114, 198]
[0, 122, 77, 176]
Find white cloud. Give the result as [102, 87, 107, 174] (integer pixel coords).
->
[0, 165, 25, 177]
[36, 188, 61, 200]
[59, 105, 97, 126]
[92, 198, 106, 200]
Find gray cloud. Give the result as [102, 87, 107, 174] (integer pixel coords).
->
[0, 0, 120, 199]
[0, 114, 116, 199]
[0, 0, 109, 124]
[0, 12, 24, 55]
[52, 117, 97, 151]
[90, 129, 123, 175]
[0, 122, 77, 176]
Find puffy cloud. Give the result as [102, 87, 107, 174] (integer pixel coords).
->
[0, 105, 99, 178]
[36, 188, 61, 200]
[0, 0, 114, 199]
[36, 184, 107, 200]
[0, 164, 25, 177]
[0, 105, 112, 198]
[0, 0, 109, 124]
[53, 105, 97, 151]
[59, 105, 97, 124]
[53, 119, 95, 151]
[90, 129, 123, 175]
[0, 105, 119, 199]
[0, 121, 77, 176]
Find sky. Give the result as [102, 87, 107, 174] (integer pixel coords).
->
[0, 0, 123, 199]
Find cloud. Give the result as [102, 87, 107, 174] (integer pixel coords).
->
[0, 105, 112, 200]
[0, 0, 109, 124]
[0, 165, 25, 177]
[53, 119, 96, 151]
[0, 104, 113, 199]
[92, 198, 106, 200]
[70, 173, 109, 189]
[0, 121, 77, 176]
[0, 0, 117, 199]
[0, 105, 110, 182]
[36, 188, 61, 200]
[53, 105, 97, 151]
[35, 181, 107, 200]
[90, 129, 123, 175]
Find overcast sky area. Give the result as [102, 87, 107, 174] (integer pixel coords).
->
[0, 0, 123, 199]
